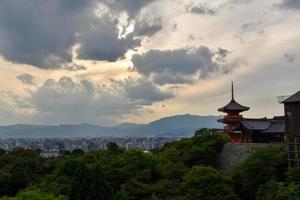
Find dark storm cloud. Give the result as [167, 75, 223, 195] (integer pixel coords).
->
[134, 17, 163, 37]
[132, 47, 230, 85]
[77, 17, 140, 62]
[0, 0, 155, 69]
[0, 0, 94, 69]
[275, 0, 300, 10]
[16, 73, 35, 85]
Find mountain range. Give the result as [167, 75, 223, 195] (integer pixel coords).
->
[0, 114, 222, 138]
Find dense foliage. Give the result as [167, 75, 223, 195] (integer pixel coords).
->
[0, 129, 298, 200]
[0, 190, 66, 200]
[230, 147, 287, 200]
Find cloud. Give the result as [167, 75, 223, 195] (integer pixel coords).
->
[0, 0, 156, 69]
[63, 63, 87, 71]
[274, 0, 300, 10]
[187, 4, 217, 16]
[282, 53, 298, 63]
[216, 48, 230, 62]
[100, 0, 157, 18]
[132, 47, 230, 85]
[152, 74, 196, 85]
[241, 21, 263, 33]
[17, 73, 35, 85]
[31, 77, 130, 116]
[0, 0, 94, 69]
[134, 17, 163, 37]
[122, 78, 174, 105]
[20, 76, 174, 124]
[230, 0, 253, 4]
[76, 16, 140, 62]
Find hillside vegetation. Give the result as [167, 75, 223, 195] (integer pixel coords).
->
[0, 129, 298, 200]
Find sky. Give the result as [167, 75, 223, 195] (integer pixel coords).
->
[0, 0, 299, 126]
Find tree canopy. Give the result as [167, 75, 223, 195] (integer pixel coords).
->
[0, 130, 296, 200]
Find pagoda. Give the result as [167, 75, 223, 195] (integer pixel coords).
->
[218, 82, 249, 142]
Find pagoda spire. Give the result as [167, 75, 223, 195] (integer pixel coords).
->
[231, 81, 234, 100]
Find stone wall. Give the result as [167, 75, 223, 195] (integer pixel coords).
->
[219, 143, 285, 172]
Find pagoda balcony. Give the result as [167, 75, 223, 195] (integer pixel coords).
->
[220, 115, 243, 123]
[224, 115, 243, 119]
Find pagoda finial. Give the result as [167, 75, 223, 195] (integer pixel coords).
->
[231, 81, 234, 100]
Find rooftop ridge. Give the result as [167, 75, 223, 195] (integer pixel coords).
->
[283, 90, 300, 103]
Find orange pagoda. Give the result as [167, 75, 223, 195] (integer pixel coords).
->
[218, 82, 249, 142]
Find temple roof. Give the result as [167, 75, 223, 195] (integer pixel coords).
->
[283, 91, 300, 103]
[237, 117, 285, 134]
[218, 99, 250, 113]
[218, 82, 249, 113]
[263, 120, 285, 134]
[240, 118, 270, 131]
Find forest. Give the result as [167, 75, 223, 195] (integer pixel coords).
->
[0, 129, 299, 200]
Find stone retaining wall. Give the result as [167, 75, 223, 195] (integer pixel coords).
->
[219, 143, 285, 172]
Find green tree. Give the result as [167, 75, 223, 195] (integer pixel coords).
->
[0, 148, 50, 197]
[230, 147, 287, 200]
[285, 168, 300, 183]
[256, 180, 300, 200]
[194, 128, 217, 136]
[70, 164, 113, 200]
[71, 149, 85, 156]
[106, 142, 123, 155]
[184, 166, 239, 200]
[156, 133, 229, 170]
[0, 149, 5, 156]
[0, 190, 66, 200]
[113, 189, 129, 200]
[118, 150, 158, 182]
[44, 158, 114, 200]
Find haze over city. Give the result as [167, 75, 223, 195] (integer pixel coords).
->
[0, 0, 300, 126]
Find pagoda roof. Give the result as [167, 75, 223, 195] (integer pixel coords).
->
[218, 99, 250, 113]
[218, 82, 249, 113]
[283, 91, 300, 103]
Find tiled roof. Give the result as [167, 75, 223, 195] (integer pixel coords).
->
[240, 118, 271, 131]
[218, 99, 250, 112]
[283, 91, 300, 103]
[237, 117, 285, 134]
[262, 120, 285, 134]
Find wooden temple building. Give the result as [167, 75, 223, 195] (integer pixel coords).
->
[218, 82, 285, 143]
[282, 91, 300, 167]
[235, 117, 285, 143]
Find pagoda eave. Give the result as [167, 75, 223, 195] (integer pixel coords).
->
[218, 108, 249, 113]
[218, 118, 241, 123]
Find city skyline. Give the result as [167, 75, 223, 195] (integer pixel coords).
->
[0, 0, 300, 126]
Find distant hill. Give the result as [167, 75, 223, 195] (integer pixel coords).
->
[0, 114, 222, 138]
